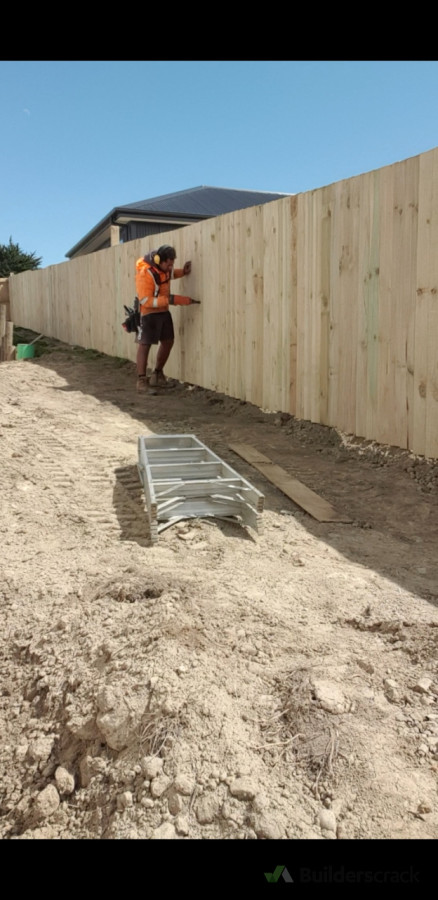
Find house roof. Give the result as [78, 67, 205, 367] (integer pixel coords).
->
[65, 185, 292, 258]
[119, 185, 291, 217]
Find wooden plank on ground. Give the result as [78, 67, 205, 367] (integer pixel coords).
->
[229, 443, 351, 523]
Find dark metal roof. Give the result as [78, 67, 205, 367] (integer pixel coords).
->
[66, 185, 292, 258]
[120, 185, 291, 217]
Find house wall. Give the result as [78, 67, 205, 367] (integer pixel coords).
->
[120, 222, 185, 243]
[8, 146, 438, 459]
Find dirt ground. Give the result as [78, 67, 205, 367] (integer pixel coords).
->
[1, 329, 438, 843]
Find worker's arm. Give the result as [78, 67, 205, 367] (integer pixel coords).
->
[169, 295, 201, 306]
[172, 260, 191, 279]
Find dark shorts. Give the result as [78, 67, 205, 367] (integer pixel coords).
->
[138, 311, 174, 345]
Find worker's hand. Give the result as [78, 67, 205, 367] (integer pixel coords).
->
[190, 298, 201, 304]
[183, 261, 191, 275]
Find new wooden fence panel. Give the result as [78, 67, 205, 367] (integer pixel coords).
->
[298, 186, 329, 426]
[414, 148, 438, 458]
[62, 259, 79, 347]
[166, 222, 204, 386]
[0, 278, 12, 361]
[88, 247, 114, 356]
[289, 195, 298, 417]
[36, 268, 48, 333]
[7, 147, 438, 459]
[356, 170, 376, 440]
[0, 278, 10, 320]
[210, 214, 228, 395]
[11, 269, 37, 333]
[215, 215, 229, 394]
[42, 267, 54, 339]
[261, 201, 274, 410]
[326, 183, 339, 428]
[30, 268, 46, 335]
[414, 151, 432, 456]
[362, 169, 381, 441]
[424, 158, 438, 461]
[262, 199, 292, 411]
[296, 190, 310, 421]
[238, 207, 253, 404]
[375, 162, 395, 446]
[70, 256, 91, 351]
[211, 214, 227, 395]
[61, 258, 79, 349]
[226, 214, 237, 398]
[233, 210, 247, 402]
[332, 177, 360, 434]
[113, 244, 132, 363]
[308, 188, 322, 425]
[186, 220, 215, 391]
[317, 185, 332, 426]
[244, 204, 265, 409]
[307, 183, 337, 429]
[401, 157, 420, 452]
[50, 261, 69, 346]
[279, 197, 295, 415]
[19, 269, 34, 333]
[299, 187, 331, 424]
[375, 157, 419, 448]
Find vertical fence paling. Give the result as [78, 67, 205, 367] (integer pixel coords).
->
[0, 278, 14, 361]
[7, 149, 438, 459]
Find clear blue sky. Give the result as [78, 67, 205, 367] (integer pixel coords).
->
[2, 60, 438, 269]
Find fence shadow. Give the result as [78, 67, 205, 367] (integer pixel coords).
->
[17, 331, 438, 613]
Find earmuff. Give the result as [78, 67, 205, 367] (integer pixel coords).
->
[153, 245, 174, 266]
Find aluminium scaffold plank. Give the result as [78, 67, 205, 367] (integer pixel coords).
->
[137, 434, 265, 542]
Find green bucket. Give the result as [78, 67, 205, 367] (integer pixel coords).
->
[16, 343, 35, 360]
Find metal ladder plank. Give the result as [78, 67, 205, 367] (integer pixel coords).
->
[137, 434, 265, 541]
[149, 461, 227, 479]
[143, 434, 204, 450]
[145, 448, 211, 464]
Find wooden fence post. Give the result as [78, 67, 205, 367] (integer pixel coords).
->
[0, 278, 14, 361]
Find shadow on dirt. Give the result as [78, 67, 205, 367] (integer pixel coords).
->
[113, 464, 256, 548]
[15, 327, 438, 610]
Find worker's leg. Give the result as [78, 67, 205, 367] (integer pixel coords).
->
[149, 314, 175, 386]
[136, 341, 151, 378]
[136, 342, 153, 392]
[149, 339, 174, 387]
[155, 339, 174, 371]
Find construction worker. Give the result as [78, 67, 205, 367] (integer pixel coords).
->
[135, 244, 198, 392]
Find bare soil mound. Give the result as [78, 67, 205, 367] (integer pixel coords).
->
[1, 332, 437, 847]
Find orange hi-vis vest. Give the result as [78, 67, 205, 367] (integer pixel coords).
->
[135, 258, 191, 315]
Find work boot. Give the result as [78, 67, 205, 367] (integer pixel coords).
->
[136, 376, 157, 395]
[136, 375, 148, 391]
[149, 369, 168, 387]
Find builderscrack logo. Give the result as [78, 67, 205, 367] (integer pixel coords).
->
[264, 865, 421, 884]
[264, 866, 293, 883]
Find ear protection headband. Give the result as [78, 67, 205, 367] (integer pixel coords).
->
[153, 245, 174, 265]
